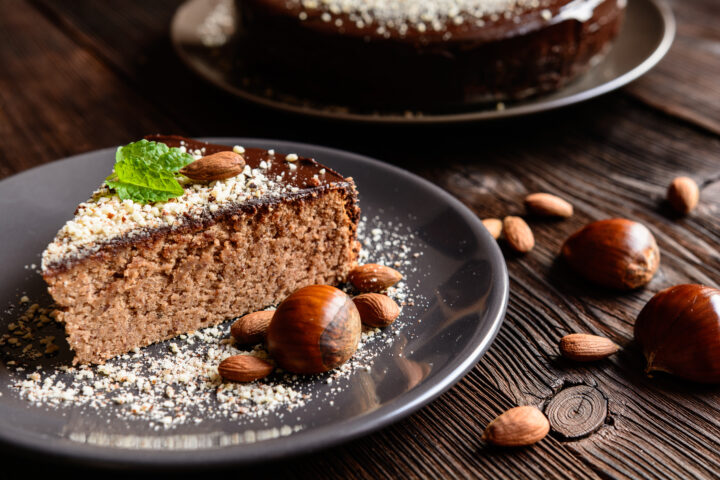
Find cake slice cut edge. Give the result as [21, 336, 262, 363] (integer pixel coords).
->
[41, 136, 361, 364]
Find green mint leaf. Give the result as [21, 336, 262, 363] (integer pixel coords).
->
[106, 179, 182, 203]
[157, 149, 194, 173]
[114, 139, 193, 172]
[105, 139, 193, 204]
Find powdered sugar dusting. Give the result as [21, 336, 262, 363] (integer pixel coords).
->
[294, 0, 550, 33]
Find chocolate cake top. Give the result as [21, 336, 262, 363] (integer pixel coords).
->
[41, 136, 352, 272]
[255, 0, 605, 41]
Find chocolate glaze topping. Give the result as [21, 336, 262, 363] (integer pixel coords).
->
[145, 134, 347, 189]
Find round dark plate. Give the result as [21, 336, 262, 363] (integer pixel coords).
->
[0, 139, 508, 468]
[171, 0, 675, 123]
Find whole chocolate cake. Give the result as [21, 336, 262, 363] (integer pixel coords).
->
[237, 0, 626, 110]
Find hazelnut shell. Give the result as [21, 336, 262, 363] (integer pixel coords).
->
[561, 218, 660, 290]
[267, 285, 361, 374]
[634, 284, 720, 383]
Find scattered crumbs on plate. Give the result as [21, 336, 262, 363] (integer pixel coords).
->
[1, 215, 427, 431]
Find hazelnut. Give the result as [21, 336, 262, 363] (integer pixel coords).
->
[561, 218, 660, 290]
[267, 285, 361, 374]
[634, 284, 720, 383]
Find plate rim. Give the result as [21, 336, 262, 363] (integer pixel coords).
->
[171, 0, 676, 124]
[0, 138, 509, 468]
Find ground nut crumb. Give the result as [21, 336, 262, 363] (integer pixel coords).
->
[4, 216, 426, 432]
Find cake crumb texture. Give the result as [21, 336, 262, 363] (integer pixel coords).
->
[45, 190, 359, 364]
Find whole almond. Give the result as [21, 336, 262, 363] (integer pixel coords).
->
[482, 218, 503, 239]
[559, 333, 619, 361]
[353, 293, 400, 327]
[503, 216, 535, 253]
[348, 264, 403, 292]
[231, 310, 274, 344]
[667, 176, 699, 214]
[218, 355, 273, 382]
[525, 193, 573, 218]
[482, 406, 550, 447]
[180, 151, 246, 181]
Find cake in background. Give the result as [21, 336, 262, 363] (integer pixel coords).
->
[236, 0, 626, 110]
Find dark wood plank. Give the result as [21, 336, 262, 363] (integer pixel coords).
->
[428, 97, 720, 479]
[1, 0, 719, 478]
[624, 0, 720, 135]
[28, 0, 285, 139]
[0, 0, 185, 179]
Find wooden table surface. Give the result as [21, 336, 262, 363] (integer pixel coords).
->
[1, 0, 719, 477]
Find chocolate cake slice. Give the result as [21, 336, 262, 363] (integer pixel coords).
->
[41, 135, 360, 364]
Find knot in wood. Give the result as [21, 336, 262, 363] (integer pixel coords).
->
[545, 385, 607, 440]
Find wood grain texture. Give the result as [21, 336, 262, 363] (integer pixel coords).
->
[1, 0, 719, 478]
[624, 0, 720, 135]
[545, 385, 607, 440]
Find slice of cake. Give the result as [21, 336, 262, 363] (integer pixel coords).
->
[41, 135, 360, 364]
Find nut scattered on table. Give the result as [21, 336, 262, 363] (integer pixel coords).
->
[561, 218, 660, 290]
[524, 193, 574, 218]
[667, 176, 699, 215]
[559, 333, 620, 362]
[218, 354, 274, 382]
[353, 293, 400, 327]
[503, 216, 535, 253]
[231, 310, 274, 344]
[267, 285, 361, 374]
[348, 263, 403, 292]
[634, 284, 720, 383]
[482, 218, 503, 239]
[482, 406, 550, 447]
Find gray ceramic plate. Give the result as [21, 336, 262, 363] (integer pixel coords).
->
[171, 0, 675, 123]
[0, 139, 508, 468]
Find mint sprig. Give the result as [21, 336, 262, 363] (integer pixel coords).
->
[105, 140, 193, 204]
